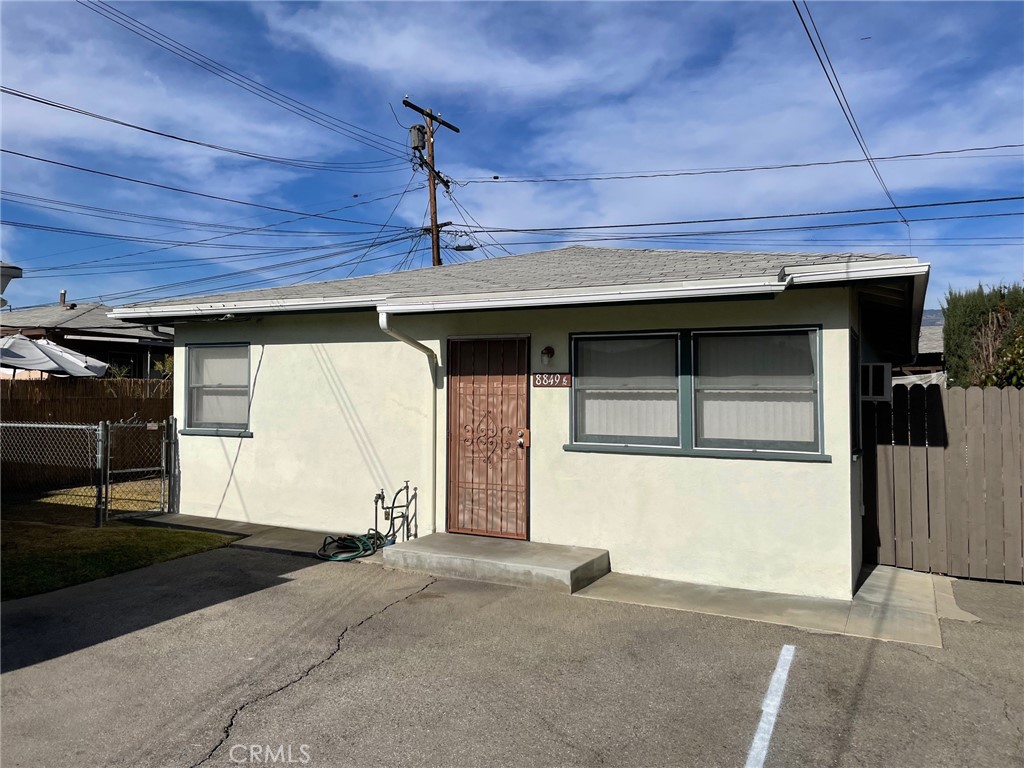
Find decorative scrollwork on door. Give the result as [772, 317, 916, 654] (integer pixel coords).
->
[463, 410, 515, 463]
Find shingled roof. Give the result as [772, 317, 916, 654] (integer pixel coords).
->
[114, 246, 926, 321]
[0, 302, 168, 340]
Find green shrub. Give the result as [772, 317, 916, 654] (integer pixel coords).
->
[943, 283, 1024, 387]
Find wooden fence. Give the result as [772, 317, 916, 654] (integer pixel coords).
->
[0, 378, 172, 424]
[863, 384, 1024, 583]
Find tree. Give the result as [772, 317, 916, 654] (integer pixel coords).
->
[153, 354, 174, 379]
[943, 283, 1024, 387]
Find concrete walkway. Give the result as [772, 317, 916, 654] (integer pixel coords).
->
[578, 565, 947, 647]
[135, 515, 968, 647]
[134, 513, 329, 558]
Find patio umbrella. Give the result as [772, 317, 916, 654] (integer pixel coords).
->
[0, 334, 108, 377]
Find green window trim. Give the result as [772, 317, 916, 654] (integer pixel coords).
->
[568, 325, 826, 460]
[562, 442, 833, 463]
[572, 332, 683, 448]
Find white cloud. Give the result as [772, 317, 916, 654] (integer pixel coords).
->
[1, 1, 1020, 309]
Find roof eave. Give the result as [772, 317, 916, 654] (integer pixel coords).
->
[379, 277, 788, 314]
[109, 294, 386, 322]
[108, 259, 931, 322]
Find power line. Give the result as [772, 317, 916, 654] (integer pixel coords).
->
[0, 87, 409, 173]
[1, 186, 425, 240]
[444, 189, 511, 258]
[1, 149, 416, 228]
[792, 0, 907, 233]
[452, 196, 1023, 235]
[105, 210, 1022, 303]
[23, 233, 409, 277]
[456, 144, 1023, 185]
[464, 211, 1023, 249]
[74, 233, 419, 304]
[289, 172, 420, 285]
[77, 1, 409, 160]
[107, 237, 422, 305]
[3, 184, 423, 281]
[392, 201, 432, 272]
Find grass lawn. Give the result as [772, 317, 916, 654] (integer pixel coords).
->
[1, 501, 239, 601]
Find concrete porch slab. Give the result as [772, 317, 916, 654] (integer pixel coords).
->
[577, 565, 943, 647]
[382, 533, 610, 593]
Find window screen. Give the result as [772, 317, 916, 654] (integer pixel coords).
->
[187, 345, 250, 431]
[693, 330, 820, 452]
[574, 336, 679, 446]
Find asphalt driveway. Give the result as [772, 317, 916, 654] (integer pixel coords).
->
[2, 548, 1021, 768]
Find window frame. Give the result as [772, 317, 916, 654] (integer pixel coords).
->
[566, 325, 829, 462]
[689, 327, 823, 455]
[183, 342, 253, 437]
[570, 331, 683, 449]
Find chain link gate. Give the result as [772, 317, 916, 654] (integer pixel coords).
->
[0, 417, 178, 526]
[103, 418, 177, 520]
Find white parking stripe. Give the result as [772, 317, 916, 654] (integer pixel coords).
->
[745, 644, 797, 768]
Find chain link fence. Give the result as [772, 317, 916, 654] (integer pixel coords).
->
[1, 418, 178, 526]
[105, 421, 171, 517]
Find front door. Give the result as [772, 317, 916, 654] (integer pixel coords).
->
[447, 338, 529, 539]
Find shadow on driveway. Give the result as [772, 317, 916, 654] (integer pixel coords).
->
[1, 547, 321, 673]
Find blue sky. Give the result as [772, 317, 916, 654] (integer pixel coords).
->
[1, 1, 1021, 310]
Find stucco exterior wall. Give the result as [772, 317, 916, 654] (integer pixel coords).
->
[174, 287, 855, 599]
[173, 314, 434, 534]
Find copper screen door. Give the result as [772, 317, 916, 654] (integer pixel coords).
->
[447, 338, 529, 539]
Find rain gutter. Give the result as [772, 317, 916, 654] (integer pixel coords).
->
[378, 311, 438, 535]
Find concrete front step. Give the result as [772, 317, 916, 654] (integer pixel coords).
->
[382, 533, 610, 594]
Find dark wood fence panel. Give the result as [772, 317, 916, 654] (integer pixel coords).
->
[1005, 391, 1024, 582]
[864, 384, 1024, 583]
[1, 378, 171, 423]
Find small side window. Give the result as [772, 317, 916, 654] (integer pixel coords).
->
[187, 345, 250, 431]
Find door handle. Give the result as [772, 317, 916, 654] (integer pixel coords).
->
[517, 428, 530, 448]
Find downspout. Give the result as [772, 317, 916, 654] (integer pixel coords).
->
[378, 311, 438, 534]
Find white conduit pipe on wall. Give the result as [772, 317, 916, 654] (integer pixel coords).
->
[378, 312, 438, 535]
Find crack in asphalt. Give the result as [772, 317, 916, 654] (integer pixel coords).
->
[899, 643, 1024, 753]
[1005, 701, 1024, 755]
[189, 576, 438, 768]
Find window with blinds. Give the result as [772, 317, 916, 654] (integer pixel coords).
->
[693, 330, 820, 452]
[573, 335, 680, 446]
[187, 345, 250, 431]
[570, 328, 824, 456]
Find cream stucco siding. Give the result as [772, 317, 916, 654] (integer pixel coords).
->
[174, 287, 856, 599]
[174, 315, 435, 534]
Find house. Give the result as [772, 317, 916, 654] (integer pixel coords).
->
[111, 246, 929, 600]
[0, 297, 173, 378]
[893, 309, 945, 385]
[0, 261, 23, 308]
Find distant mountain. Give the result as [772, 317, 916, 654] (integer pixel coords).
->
[921, 309, 943, 327]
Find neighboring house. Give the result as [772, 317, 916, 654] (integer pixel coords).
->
[0, 298, 173, 378]
[0, 261, 23, 308]
[112, 246, 929, 600]
[893, 309, 945, 385]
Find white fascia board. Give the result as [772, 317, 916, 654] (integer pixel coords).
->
[783, 261, 930, 284]
[378, 277, 788, 314]
[63, 334, 173, 345]
[109, 294, 385, 321]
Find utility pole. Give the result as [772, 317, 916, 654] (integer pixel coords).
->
[403, 98, 459, 267]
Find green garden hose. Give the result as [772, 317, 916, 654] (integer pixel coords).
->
[316, 530, 388, 561]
